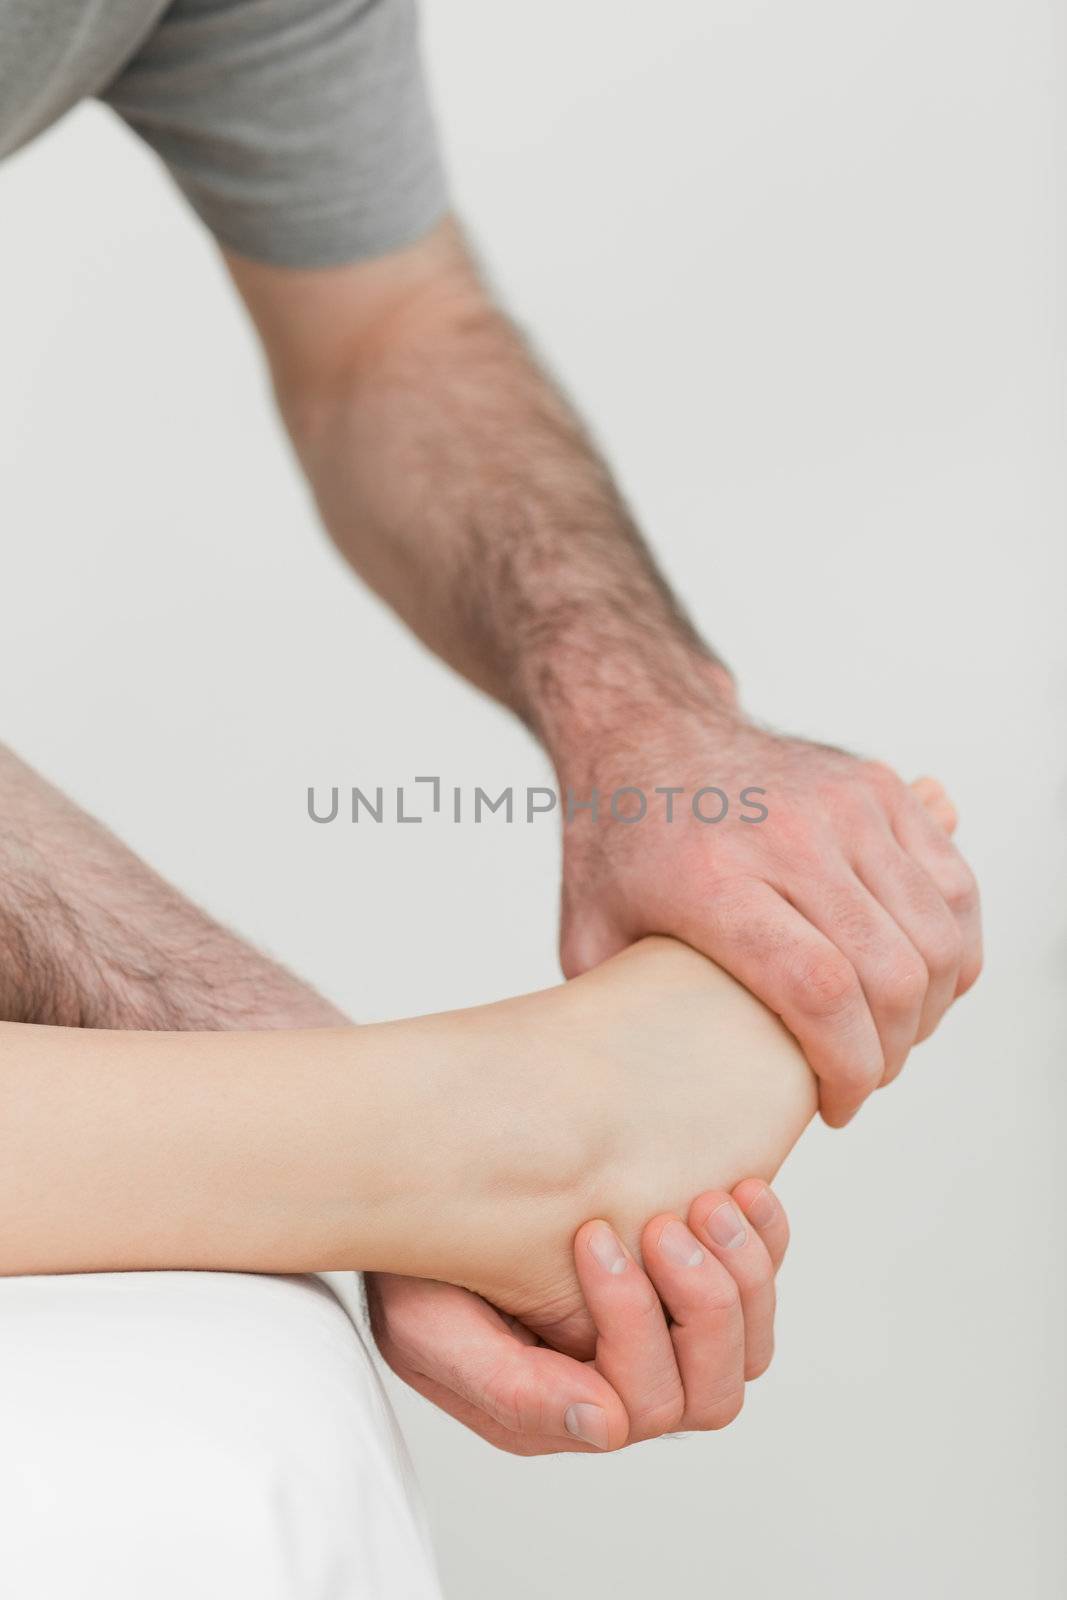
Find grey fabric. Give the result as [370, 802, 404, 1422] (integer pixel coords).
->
[0, 0, 448, 266]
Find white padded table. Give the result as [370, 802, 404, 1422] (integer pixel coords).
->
[0, 1270, 443, 1598]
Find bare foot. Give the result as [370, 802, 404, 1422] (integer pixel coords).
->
[438, 937, 817, 1357]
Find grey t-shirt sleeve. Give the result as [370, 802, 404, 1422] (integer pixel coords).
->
[100, 0, 448, 268]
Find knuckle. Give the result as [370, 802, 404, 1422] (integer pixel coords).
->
[860, 759, 903, 797]
[633, 1387, 687, 1441]
[873, 957, 928, 1015]
[766, 809, 820, 859]
[696, 1272, 742, 1315]
[488, 1377, 526, 1438]
[498, 1369, 552, 1439]
[921, 922, 964, 978]
[941, 865, 979, 918]
[791, 949, 860, 1017]
[820, 885, 880, 946]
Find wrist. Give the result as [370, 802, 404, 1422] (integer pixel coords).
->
[380, 988, 605, 1286]
[531, 641, 740, 788]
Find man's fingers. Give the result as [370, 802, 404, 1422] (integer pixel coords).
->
[368, 1273, 627, 1455]
[892, 788, 982, 1000]
[639, 1214, 748, 1429]
[731, 1179, 790, 1272]
[908, 776, 958, 836]
[903, 774, 974, 1026]
[373, 1181, 792, 1458]
[851, 836, 963, 1058]
[573, 1220, 686, 1444]
[686, 1191, 777, 1380]
[785, 864, 929, 1089]
[696, 879, 884, 1126]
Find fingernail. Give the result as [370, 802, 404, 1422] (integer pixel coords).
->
[703, 1201, 747, 1250]
[564, 1403, 609, 1449]
[744, 1187, 777, 1229]
[658, 1219, 705, 1268]
[586, 1222, 627, 1275]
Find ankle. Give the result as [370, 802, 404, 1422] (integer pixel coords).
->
[403, 985, 610, 1296]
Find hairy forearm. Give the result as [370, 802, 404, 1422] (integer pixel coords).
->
[0, 747, 345, 1031]
[280, 227, 735, 770]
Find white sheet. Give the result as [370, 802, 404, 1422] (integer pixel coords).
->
[0, 1270, 444, 1599]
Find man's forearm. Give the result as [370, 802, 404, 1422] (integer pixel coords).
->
[271, 222, 735, 772]
[230, 221, 982, 1123]
[0, 746, 344, 1031]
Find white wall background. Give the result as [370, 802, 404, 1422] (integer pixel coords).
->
[1, 1, 1064, 1594]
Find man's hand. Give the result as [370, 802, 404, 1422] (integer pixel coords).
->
[368, 1179, 789, 1454]
[560, 713, 980, 1126]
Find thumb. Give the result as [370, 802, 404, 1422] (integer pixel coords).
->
[559, 909, 631, 980]
[376, 1277, 627, 1452]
